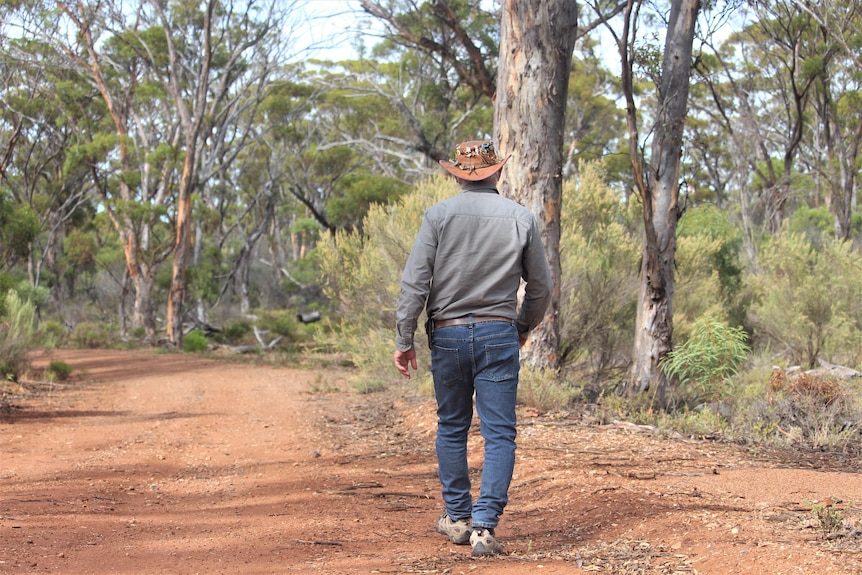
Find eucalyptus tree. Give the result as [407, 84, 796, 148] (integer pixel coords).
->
[602, 0, 701, 405]
[692, 4, 822, 241]
[9, 0, 297, 342]
[0, 21, 98, 313]
[148, 0, 295, 344]
[792, 0, 862, 241]
[322, 0, 501, 171]
[493, 1, 579, 369]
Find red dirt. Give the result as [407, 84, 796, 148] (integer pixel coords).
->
[1, 349, 860, 574]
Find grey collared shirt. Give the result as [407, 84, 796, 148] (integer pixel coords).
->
[395, 182, 553, 352]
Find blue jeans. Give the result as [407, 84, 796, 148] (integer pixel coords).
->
[430, 318, 520, 529]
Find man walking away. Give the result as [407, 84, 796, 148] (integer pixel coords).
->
[394, 139, 552, 557]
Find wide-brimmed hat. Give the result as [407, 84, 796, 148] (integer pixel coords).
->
[438, 140, 508, 181]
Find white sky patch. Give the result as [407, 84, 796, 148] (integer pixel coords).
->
[289, 0, 380, 62]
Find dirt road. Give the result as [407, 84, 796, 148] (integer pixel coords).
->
[1, 349, 860, 574]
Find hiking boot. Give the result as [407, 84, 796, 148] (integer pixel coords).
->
[470, 527, 503, 557]
[435, 513, 472, 545]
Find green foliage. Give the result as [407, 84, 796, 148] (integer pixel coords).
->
[70, 322, 112, 349]
[661, 315, 750, 403]
[748, 233, 862, 368]
[221, 320, 252, 344]
[662, 406, 729, 438]
[326, 174, 409, 231]
[673, 234, 727, 342]
[182, 330, 209, 353]
[37, 320, 67, 349]
[64, 229, 100, 269]
[0, 204, 39, 262]
[47, 360, 73, 381]
[677, 205, 746, 326]
[258, 310, 303, 342]
[0, 290, 38, 381]
[518, 366, 580, 413]
[558, 162, 639, 376]
[804, 499, 847, 537]
[788, 205, 834, 245]
[15, 281, 50, 309]
[318, 174, 456, 374]
[0, 273, 14, 317]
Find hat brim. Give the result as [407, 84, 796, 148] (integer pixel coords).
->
[438, 157, 508, 181]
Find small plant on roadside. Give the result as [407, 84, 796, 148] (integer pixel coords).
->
[310, 372, 341, 393]
[353, 377, 387, 394]
[46, 360, 73, 381]
[182, 330, 209, 353]
[804, 498, 846, 537]
[661, 314, 749, 404]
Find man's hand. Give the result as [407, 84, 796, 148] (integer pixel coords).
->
[519, 332, 528, 348]
[394, 348, 418, 379]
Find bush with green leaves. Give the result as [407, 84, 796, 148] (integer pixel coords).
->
[661, 314, 750, 404]
[747, 233, 862, 369]
[676, 204, 746, 332]
[221, 320, 252, 344]
[558, 162, 639, 378]
[37, 320, 67, 349]
[182, 330, 209, 353]
[260, 310, 300, 340]
[70, 322, 111, 349]
[15, 281, 50, 310]
[518, 366, 581, 413]
[0, 289, 38, 381]
[47, 360, 73, 381]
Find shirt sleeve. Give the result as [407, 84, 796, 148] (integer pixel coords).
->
[395, 214, 436, 351]
[516, 217, 553, 335]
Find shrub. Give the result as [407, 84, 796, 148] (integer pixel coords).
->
[37, 320, 67, 349]
[661, 315, 750, 404]
[731, 367, 862, 451]
[47, 360, 73, 381]
[70, 322, 111, 349]
[15, 281, 50, 309]
[518, 366, 580, 413]
[258, 311, 300, 341]
[222, 320, 251, 344]
[747, 233, 862, 368]
[182, 330, 209, 353]
[0, 289, 37, 381]
[558, 162, 639, 377]
[352, 377, 387, 394]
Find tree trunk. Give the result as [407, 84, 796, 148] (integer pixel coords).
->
[624, 0, 700, 406]
[494, 0, 578, 370]
[166, 153, 195, 345]
[130, 263, 156, 340]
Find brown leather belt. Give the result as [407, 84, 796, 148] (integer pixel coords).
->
[433, 316, 512, 328]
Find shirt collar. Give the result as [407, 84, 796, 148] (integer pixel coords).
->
[461, 182, 499, 194]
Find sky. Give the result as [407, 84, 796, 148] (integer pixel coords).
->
[291, 0, 376, 61]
